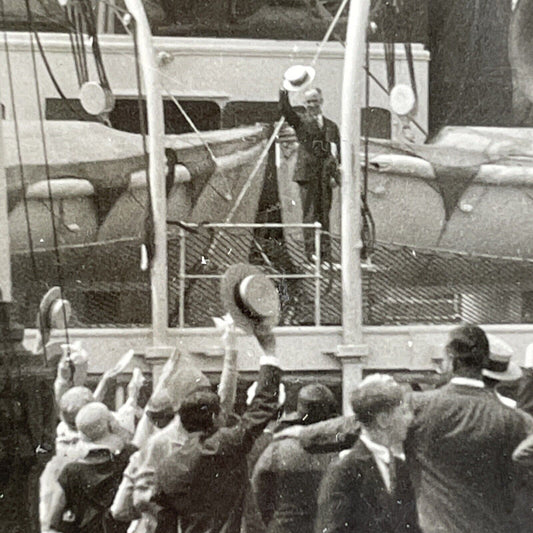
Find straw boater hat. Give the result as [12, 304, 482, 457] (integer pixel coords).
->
[220, 264, 280, 335]
[482, 334, 523, 382]
[36, 286, 72, 360]
[38, 287, 71, 329]
[283, 65, 316, 92]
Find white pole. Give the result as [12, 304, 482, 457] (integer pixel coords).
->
[0, 115, 12, 301]
[337, 0, 370, 413]
[123, 0, 167, 345]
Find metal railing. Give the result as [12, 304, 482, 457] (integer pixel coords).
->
[174, 222, 324, 328]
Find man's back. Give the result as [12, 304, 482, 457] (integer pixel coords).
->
[156, 362, 281, 533]
[406, 382, 532, 533]
[252, 436, 334, 533]
[57, 444, 136, 533]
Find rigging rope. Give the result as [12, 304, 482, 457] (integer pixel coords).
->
[0, 0, 39, 281]
[0, 0, 51, 366]
[161, 85, 234, 202]
[310, 0, 350, 67]
[25, 8, 92, 122]
[306, 0, 428, 138]
[24, 0, 71, 356]
[362, 36, 375, 259]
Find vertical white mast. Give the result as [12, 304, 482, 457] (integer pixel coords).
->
[0, 114, 12, 301]
[337, 0, 370, 413]
[122, 0, 168, 345]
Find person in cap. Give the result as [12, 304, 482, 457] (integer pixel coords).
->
[109, 388, 182, 530]
[251, 383, 337, 533]
[482, 334, 522, 408]
[49, 402, 137, 533]
[316, 374, 420, 533]
[112, 314, 241, 532]
[279, 66, 340, 263]
[404, 324, 533, 533]
[515, 343, 533, 416]
[152, 264, 282, 533]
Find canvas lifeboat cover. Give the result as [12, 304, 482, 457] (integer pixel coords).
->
[366, 126, 533, 259]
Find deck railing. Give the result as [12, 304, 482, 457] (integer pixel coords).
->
[172, 222, 324, 328]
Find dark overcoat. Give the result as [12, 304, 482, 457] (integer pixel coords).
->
[315, 439, 420, 533]
[252, 435, 335, 533]
[155, 363, 281, 533]
[405, 382, 533, 533]
[55, 444, 137, 533]
[279, 89, 340, 187]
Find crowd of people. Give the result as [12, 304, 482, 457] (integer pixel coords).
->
[38, 315, 533, 533]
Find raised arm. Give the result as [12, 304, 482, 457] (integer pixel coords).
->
[279, 88, 301, 130]
[274, 415, 359, 454]
[220, 333, 281, 456]
[215, 314, 239, 418]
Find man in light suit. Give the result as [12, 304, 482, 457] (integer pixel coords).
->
[316, 374, 420, 533]
[279, 85, 340, 262]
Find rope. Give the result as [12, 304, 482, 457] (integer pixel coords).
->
[362, 36, 375, 258]
[405, 43, 418, 102]
[310, 0, 350, 67]
[0, 0, 50, 365]
[162, 85, 234, 202]
[26, 8, 91, 122]
[0, 0, 39, 280]
[25, 0, 71, 356]
[66, 8, 83, 87]
[80, 0, 111, 90]
[225, 118, 285, 223]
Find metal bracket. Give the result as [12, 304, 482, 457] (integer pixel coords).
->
[335, 343, 370, 362]
[189, 347, 225, 358]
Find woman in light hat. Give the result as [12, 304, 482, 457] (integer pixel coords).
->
[49, 403, 137, 533]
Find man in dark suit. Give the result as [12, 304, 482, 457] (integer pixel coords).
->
[153, 345, 281, 533]
[279, 86, 340, 261]
[252, 383, 337, 533]
[316, 374, 420, 533]
[405, 325, 533, 533]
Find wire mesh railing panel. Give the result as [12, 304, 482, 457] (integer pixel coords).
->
[11, 238, 151, 327]
[10, 226, 533, 328]
[362, 243, 533, 325]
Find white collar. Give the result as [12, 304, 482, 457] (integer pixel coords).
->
[359, 430, 405, 463]
[450, 376, 485, 388]
[496, 392, 517, 409]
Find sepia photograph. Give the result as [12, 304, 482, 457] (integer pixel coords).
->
[0, 0, 533, 531]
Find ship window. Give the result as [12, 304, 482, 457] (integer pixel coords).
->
[222, 101, 280, 128]
[46, 98, 221, 134]
[46, 98, 96, 122]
